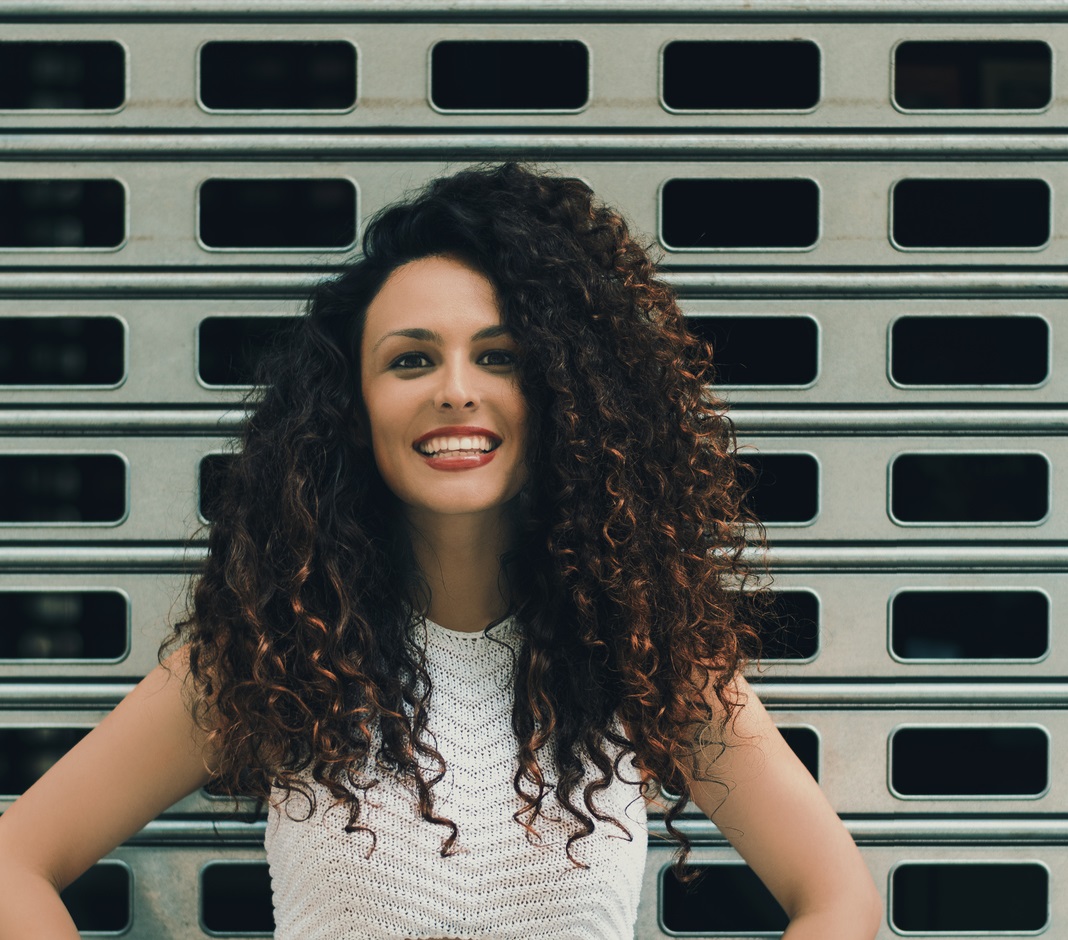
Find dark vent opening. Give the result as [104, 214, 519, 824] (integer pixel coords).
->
[892, 179, 1049, 249]
[0, 180, 124, 249]
[891, 452, 1048, 523]
[761, 589, 820, 660]
[199, 453, 234, 523]
[892, 863, 1048, 932]
[0, 454, 126, 523]
[895, 40, 1052, 110]
[199, 178, 356, 249]
[661, 864, 788, 933]
[431, 40, 588, 110]
[0, 316, 124, 386]
[739, 453, 819, 524]
[201, 862, 275, 932]
[663, 40, 820, 110]
[779, 726, 819, 781]
[0, 590, 127, 660]
[0, 726, 90, 795]
[199, 41, 357, 110]
[662, 178, 819, 250]
[688, 315, 818, 386]
[891, 590, 1048, 660]
[891, 315, 1048, 386]
[59, 863, 130, 932]
[0, 41, 124, 110]
[198, 315, 291, 386]
[891, 726, 1048, 796]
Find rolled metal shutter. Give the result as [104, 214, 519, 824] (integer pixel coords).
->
[1, 3, 1064, 936]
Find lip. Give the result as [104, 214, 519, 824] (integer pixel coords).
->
[412, 425, 501, 448]
[422, 450, 499, 472]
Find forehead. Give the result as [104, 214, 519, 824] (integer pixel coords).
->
[363, 255, 501, 338]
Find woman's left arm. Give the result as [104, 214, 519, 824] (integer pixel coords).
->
[683, 675, 883, 939]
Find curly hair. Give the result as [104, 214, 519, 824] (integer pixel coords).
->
[159, 161, 766, 872]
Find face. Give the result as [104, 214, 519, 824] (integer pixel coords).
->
[359, 254, 528, 523]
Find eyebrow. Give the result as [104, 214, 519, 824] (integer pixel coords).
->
[371, 324, 511, 354]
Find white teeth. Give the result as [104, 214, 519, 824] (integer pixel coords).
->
[416, 433, 499, 456]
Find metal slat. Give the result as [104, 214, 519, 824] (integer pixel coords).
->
[0, 21, 1064, 130]
[5, 1, 1068, 18]
[0, 158, 1066, 268]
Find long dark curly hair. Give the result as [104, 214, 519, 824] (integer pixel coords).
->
[160, 161, 766, 871]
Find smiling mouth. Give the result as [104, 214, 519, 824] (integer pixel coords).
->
[414, 433, 501, 458]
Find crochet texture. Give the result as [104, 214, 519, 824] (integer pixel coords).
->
[265, 614, 649, 939]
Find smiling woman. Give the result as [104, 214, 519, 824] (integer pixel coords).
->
[360, 256, 529, 528]
[0, 163, 881, 940]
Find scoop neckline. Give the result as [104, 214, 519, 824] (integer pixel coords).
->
[420, 612, 518, 639]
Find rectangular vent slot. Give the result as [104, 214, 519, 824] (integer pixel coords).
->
[892, 179, 1050, 249]
[0, 41, 124, 110]
[662, 40, 820, 110]
[739, 453, 819, 524]
[0, 316, 124, 386]
[198, 316, 290, 386]
[431, 41, 588, 111]
[199, 41, 357, 111]
[661, 864, 788, 933]
[895, 40, 1052, 110]
[687, 315, 817, 386]
[761, 589, 819, 661]
[891, 315, 1048, 386]
[0, 590, 128, 660]
[0, 180, 125, 249]
[0, 727, 89, 795]
[0, 454, 126, 523]
[198, 178, 356, 249]
[201, 862, 275, 933]
[891, 726, 1048, 797]
[779, 726, 819, 781]
[661, 179, 819, 249]
[892, 862, 1049, 932]
[891, 590, 1049, 661]
[60, 862, 131, 932]
[199, 453, 234, 523]
[891, 452, 1048, 524]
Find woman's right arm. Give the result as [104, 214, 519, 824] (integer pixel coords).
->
[0, 644, 221, 938]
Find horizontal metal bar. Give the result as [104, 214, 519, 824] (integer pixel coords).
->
[5, 1, 1068, 20]
[6, 133, 1068, 160]
[754, 682, 1068, 708]
[0, 409, 247, 435]
[6, 408, 1068, 437]
[4, 408, 1068, 436]
[4, 543, 1068, 572]
[732, 410, 1068, 435]
[122, 816, 1068, 847]
[667, 817, 1068, 846]
[4, 680, 1065, 709]
[766, 545, 1068, 572]
[1, 270, 1068, 299]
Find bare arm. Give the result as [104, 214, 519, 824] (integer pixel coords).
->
[0, 645, 220, 938]
[685, 675, 883, 940]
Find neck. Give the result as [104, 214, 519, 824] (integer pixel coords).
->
[404, 504, 516, 633]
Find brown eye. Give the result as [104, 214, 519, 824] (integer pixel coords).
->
[391, 352, 431, 369]
[480, 350, 516, 366]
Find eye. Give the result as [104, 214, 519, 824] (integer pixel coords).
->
[390, 352, 431, 369]
[479, 349, 517, 367]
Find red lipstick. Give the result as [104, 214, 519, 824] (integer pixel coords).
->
[413, 425, 502, 472]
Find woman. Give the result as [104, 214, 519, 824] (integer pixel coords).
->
[0, 163, 881, 939]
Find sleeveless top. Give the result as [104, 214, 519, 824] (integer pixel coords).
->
[264, 615, 649, 940]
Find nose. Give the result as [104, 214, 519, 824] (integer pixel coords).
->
[434, 357, 479, 410]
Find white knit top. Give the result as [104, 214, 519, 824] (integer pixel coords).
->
[264, 614, 649, 940]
